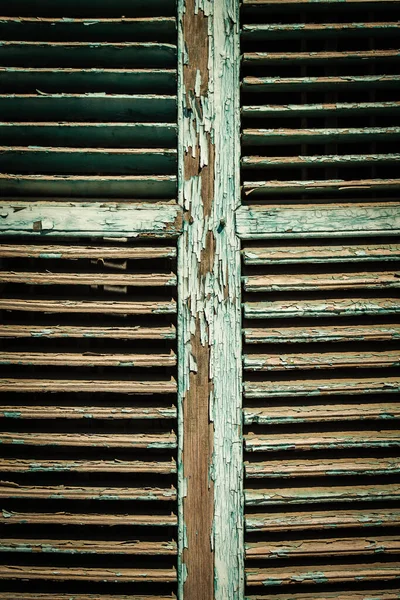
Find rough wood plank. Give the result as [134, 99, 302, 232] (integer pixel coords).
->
[245, 509, 400, 532]
[245, 431, 400, 452]
[0, 539, 177, 555]
[0, 596, 176, 600]
[0, 485, 176, 501]
[242, 75, 400, 92]
[0, 245, 177, 260]
[242, 102, 400, 118]
[244, 377, 400, 398]
[242, 128, 400, 145]
[244, 298, 400, 319]
[0, 566, 177, 583]
[236, 203, 400, 239]
[243, 272, 400, 292]
[0, 324, 177, 339]
[244, 350, 400, 371]
[244, 402, 400, 425]
[0, 352, 176, 368]
[0, 378, 177, 394]
[0, 299, 176, 315]
[242, 23, 400, 40]
[0, 405, 176, 420]
[0, 201, 182, 238]
[246, 536, 400, 559]
[0, 432, 177, 449]
[244, 324, 400, 344]
[242, 243, 400, 264]
[243, 154, 400, 168]
[245, 484, 400, 506]
[243, 50, 400, 65]
[245, 457, 400, 479]
[0, 511, 177, 527]
[0, 272, 176, 287]
[0, 459, 176, 474]
[243, 178, 400, 196]
[246, 592, 400, 600]
[177, 1, 243, 598]
[246, 563, 400, 586]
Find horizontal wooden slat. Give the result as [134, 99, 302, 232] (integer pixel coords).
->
[246, 563, 400, 586]
[242, 102, 400, 119]
[242, 244, 400, 265]
[0, 245, 177, 260]
[244, 298, 400, 319]
[241, 22, 400, 40]
[0, 432, 177, 448]
[0, 272, 176, 287]
[0, 174, 177, 198]
[242, 154, 400, 169]
[246, 536, 400, 559]
[0, 406, 176, 420]
[244, 325, 400, 344]
[243, 0, 400, 4]
[245, 508, 400, 532]
[0, 378, 177, 394]
[0, 201, 182, 237]
[0, 146, 177, 174]
[0, 566, 176, 582]
[246, 592, 400, 600]
[0, 539, 177, 555]
[244, 377, 400, 398]
[244, 350, 400, 371]
[0, 511, 177, 527]
[0, 299, 176, 314]
[0, 485, 176, 501]
[244, 402, 400, 425]
[243, 272, 400, 292]
[242, 75, 400, 92]
[245, 484, 400, 506]
[243, 179, 400, 196]
[0, 325, 177, 339]
[245, 431, 400, 452]
[0, 596, 176, 600]
[242, 128, 400, 146]
[245, 457, 400, 478]
[0, 459, 176, 474]
[236, 203, 400, 239]
[243, 50, 400, 65]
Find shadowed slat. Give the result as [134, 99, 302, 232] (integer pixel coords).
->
[0, 458, 176, 473]
[0, 485, 176, 501]
[245, 431, 400, 452]
[0, 432, 177, 448]
[0, 406, 177, 420]
[0, 378, 177, 394]
[0, 566, 177, 582]
[0, 539, 177, 555]
[244, 350, 400, 371]
[0, 512, 177, 527]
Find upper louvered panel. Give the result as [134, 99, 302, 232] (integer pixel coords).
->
[241, 1, 400, 598]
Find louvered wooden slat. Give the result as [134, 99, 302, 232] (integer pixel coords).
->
[0, 299, 177, 314]
[0, 432, 177, 448]
[0, 512, 177, 527]
[245, 457, 400, 478]
[0, 325, 176, 339]
[0, 485, 176, 501]
[0, 459, 176, 473]
[0, 406, 177, 420]
[0, 566, 177, 582]
[0, 539, 177, 555]
[244, 350, 400, 370]
[244, 325, 400, 343]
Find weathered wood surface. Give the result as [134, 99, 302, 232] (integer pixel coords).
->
[0, 596, 177, 600]
[243, 50, 400, 65]
[244, 350, 400, 371]
[245, 457, 400, 479]
[0, 432, 177, 449]
[243, 178, 400, 196]
[0, 351, 176, 367]
[0, 271, 176, 286]
[243, 272, 400, 292]
[0, 511, 177, 527]
[0, 458, 176, 474]
[242, 128, 400, 145]
[243, 102, 400, 118]
[0, 405, 176, 420]
[245, 431, 400, 452]
[244, 402, 400, 425]
[246, 592, 400, 600]
[243, 154, 400, 168]
[244, 324, 400, 344]
[0, 298, 176, 314]
[243, 76, 400, 92]
[242, 22, 400, 39]
[0, 378, 176, 394]
[0, 484, 176, 501]
[236, 203, 400, 239]
[0, 244, 177, 260]
[243, 0, 400, 4]
[245, 509, 400, 532]
[244, 377, 400, 398]
[244, 298, 400, 319]
[0, 566, 177, 582]
[0, 539, 177, 555]
[0, 201, 183, 237]
[0, 324, 177, 339]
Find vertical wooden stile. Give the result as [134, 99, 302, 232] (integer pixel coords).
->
[177, 0, 243, 598]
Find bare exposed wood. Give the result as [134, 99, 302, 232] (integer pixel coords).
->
[242, 127, 400, 145]
[0, 539, 177, 555]
[243, 178, 400, 196]
[242, 102, 400, 118]
[245, 431, 400, 452]
[244, 298, 400, 319]
[243, 76, 400, 92]
[0, 595, 176, 600]
[245, 457, 400, 479]
[0, 324, 177, 339]
[0, 244, 177, 260]
[246, 592, 400, 600]
[0, 351, 177, 367]
[244, 402, 400, 425]
[243, 0, 400, 4]
[243, 154, 400, 169]
[243, 50, 400, 65]
[246, 536, 400, 560]
[243, 272, 400, 292]
[242, 243, 400, 265]
[0, 459, 176, 474]
[246, 563, 400, 586]
[236, 203, 400, 239]
[244, 350, 400, 371]
[0, 566, 177, 582]
[245, 509, 400, 533]
[242, 22, 400, 40]
[0, 484, 176, 501]
[0, 405, 176, 420]
[245, 484, 400, 506]
[0, 511, 177, 527]
[0, 298, 176, 315]
[244, 377, 400, 398]
[0, 271, 176, 287]
[0, 201, 182, 238]
[0, 432, 177, 449]
[244, 325, 400, 344]
[0, 378, 177, 394]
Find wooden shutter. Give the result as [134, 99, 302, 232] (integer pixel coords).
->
[239, 0, 400, 597]
[0, 1, 180, 598]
